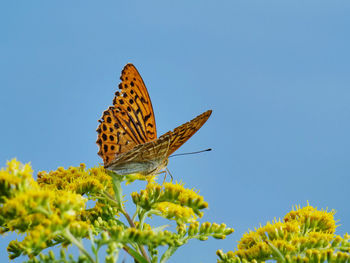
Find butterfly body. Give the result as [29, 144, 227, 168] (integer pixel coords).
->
[97, 64, 211, 176]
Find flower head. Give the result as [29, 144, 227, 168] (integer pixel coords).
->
[218, 204, 346, 263]
[132, 181, 208, 222]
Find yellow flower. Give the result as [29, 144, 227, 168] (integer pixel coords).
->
[284, 204, 336, 234]
[7, 159, 32, 176]
[0, 159, 38, 202]
[54, 190, 86, 213]
[108, 225, 175, 247]
[37, 165, 113, 195]
[155, 201, 197, 223]
[164, 182, 208, 211]
[218, 204, 343, 263]
[132, 181, 208, 217]
[2, 190, 54, 219]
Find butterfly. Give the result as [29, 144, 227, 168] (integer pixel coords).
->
[96, 64, 212, 176]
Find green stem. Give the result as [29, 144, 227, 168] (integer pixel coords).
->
[132, 206, 140, 222]
[109, 173, 151, 263]
[123, 245, 149, 263]
[266, 240, 286, 263]
[33, 206, 50, 216]
[122, 209, 136, 228]
[89, 229, 99, 263]
[64, 229, 95, 263]
[121, 209, 151, 263]
[111, 174, 123, 207]
[139, 211, 147, 230]
[103, 191, 121, 208]
[160, 246, 178, 263]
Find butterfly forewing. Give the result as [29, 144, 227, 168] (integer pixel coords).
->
[116, 64, 157, 141]
[97, 64, 157, 165]
[161, 110, 212, 157]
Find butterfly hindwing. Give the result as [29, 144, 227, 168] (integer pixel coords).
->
[107, 135, 171, 166]
[105, 135, 171, 175]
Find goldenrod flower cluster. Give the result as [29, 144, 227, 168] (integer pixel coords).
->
[131, 182, 208, 223]
[0, 159, 89, 259]
[0, 158, 36, 202]
[37, 164, 119, 224]
[174, 221, 234, 245]
[0, 159, 234, 263]
[127, 180, 234, 262]
[217, 204, 350, 263]
[107, 225, 176, 247]
[37, 164, 113, 195]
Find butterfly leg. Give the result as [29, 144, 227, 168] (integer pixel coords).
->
[158, 170, 167, 185]
[158, 168, 173, 184]
[166, 168, 173, 182]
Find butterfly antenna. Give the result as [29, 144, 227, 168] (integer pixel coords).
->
[169, 148, 212, 158]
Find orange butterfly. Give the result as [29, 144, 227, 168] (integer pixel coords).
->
[96, 64, 211, 176]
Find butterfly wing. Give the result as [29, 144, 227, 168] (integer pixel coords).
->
[160, 110, 212, 157]
[97, 64, 157, 165]
[105, 110, 212, 175]
[105, 135, 171, 175]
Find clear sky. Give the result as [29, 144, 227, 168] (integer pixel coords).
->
[1, 1, 350, 262]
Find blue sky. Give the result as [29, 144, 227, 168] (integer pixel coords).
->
[1, 1, 350, 262]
